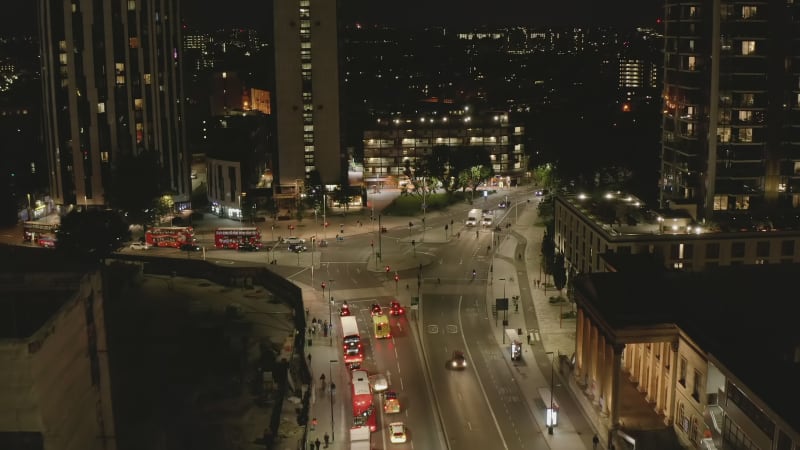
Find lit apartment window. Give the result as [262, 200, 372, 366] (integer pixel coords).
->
[97, 102, 105, 113]
[738, 128, 753, 143]
[741, 5, 757, 18]
[100, 151, 109, 162]
[738, 110, 752, 122]
[144, 73, 151, 84]
[741, 40, 756, 55]
[741, 93, 755, 106]
[687, 56, 696, 71]
[134, 98, 143, 110]
[59, 53, 68, 65]
[128, 0, 136, 10]
[59, 40, 67, 51]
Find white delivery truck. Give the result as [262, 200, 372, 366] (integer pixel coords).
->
[466, 208, 482, 227]
[350, 426, 371, 450]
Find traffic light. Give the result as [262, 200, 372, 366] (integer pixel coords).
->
[385, 265, 390, 273]
[321, 282, 326, 289]
[394, 274, 399, 282]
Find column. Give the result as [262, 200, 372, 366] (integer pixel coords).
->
[575, 309, 585, 380]
[609, 344, 625, 435]
[666, 340, 679, 425]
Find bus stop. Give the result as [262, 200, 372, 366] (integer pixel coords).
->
[538, 387, 560, 427]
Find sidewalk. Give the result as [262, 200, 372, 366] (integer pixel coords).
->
[484, 198, 609, 450]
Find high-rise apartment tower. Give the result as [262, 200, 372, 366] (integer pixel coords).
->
[660, 0, 800, 220]
[273, 0, 343, 191]
[38, 0, 190, 209]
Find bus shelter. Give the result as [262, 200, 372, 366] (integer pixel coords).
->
[538, 387, 560, 427]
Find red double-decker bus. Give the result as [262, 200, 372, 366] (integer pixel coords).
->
[214, 227, 262, 249]
[23, 221, 59, 244]
[145, 226, 195, 248]
[351, 370, 377, 432]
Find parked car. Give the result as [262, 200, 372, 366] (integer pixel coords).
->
[370, 303, 383, 316]
[130, 242, 151, 250]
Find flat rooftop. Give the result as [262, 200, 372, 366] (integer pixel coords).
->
[574, 264, 800, 433]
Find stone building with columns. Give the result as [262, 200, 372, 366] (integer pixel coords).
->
[570, 264, 800, 450]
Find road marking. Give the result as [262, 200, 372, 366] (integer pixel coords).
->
[427, 325, 439, 334]
[467, 421, 472, 431]
[446, 325, 458, 333]
[458, 296, 510, 450]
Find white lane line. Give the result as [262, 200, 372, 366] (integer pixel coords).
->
[467, 421, 473, 431]
[400, 377, 404, 391]
[458, 295, 510, 450]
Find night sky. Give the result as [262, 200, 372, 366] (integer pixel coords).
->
[1, 1, 660, 35]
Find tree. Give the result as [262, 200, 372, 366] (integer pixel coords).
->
[458, 165, 492, 198]
[541, 231, 556, 276]
[552, 253, 567, 291]
[55, 210, 130, 263]
[105, 150, 167, 225]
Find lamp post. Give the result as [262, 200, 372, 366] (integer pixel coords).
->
[328, 279, 334, 345]
[546, 351, 555, 434]
[499, 277, 507, 299]
[329, 359, 338, 442]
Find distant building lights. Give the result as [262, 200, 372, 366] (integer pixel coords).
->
[577, 193, 587, 200]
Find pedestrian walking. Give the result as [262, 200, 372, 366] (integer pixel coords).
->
[592, 434, 599, 450]
[314, 437, 321, 450]
[330, 382, 336, 397]
[323, 432, 330, 447]
[305, 308, 309, 318]
[307, 353, 312, 365]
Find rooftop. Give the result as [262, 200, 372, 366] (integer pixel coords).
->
[573, 264, 800, 433]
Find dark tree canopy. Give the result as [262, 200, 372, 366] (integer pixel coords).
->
[55, 210, 130, 263]
[105, 150, 166, 224]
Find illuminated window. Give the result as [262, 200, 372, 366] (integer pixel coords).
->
[741, 40, 756, 55]
[100, 151, 109, 162]
[116, 75, 125, 85]
[127, 0, 136, 10]
[59, 53, 68, 65]
[738, 128, 753, 143]
[115, 63, 124, 73]
[97, 102, 105, 113]
[59, 40, 67, 51]
[144, 73, 151, 84]
[129, 37, 139, 48]
[738, 110, 752, 122]
[687, 56, 696, 70]
[741, 5, 757, 18]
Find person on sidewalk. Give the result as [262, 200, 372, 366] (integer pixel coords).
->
[323, 432, 330, 448]
[592, 434, 599, 450]
[314, 437, 321, 450]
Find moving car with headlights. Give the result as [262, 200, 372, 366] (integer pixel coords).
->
[370, 373, 389, 392]
[389, 301, 404, 316]
[388, 422, 407, 444]
[370, 303, 383, 316]
[383, 391, 400, 414]
[288, 243, 307, 253]
[340, 302, 352, 317]
[283, 236, 305, 245]
[450, 350, 467, 369]
[130, 242, 151, 250]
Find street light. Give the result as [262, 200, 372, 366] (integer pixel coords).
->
[329, 359, 338, 442]
[394, 273, 399, 295]
[328, 279, 335, 344]
[545, 351, 556, 434]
